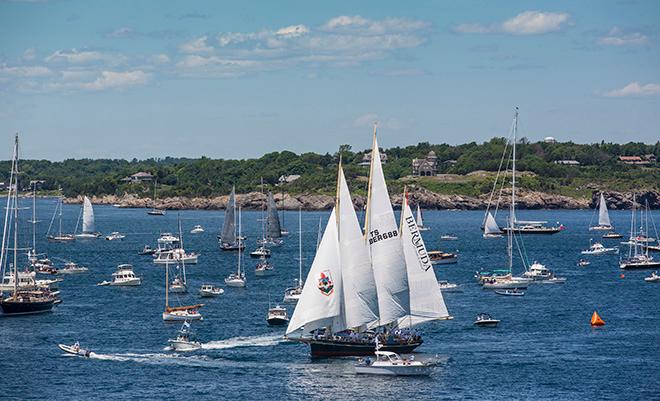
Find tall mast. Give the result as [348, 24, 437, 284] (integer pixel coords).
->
[165, 261, 169, 308]
[32, 181, 36, 253]
[58, 195, 63, 237]
[363, 123, 377, 239]
[237, 206, 242, 276]
[0, 135, 18, 282]
[12, 134, 20, 297]
[508, 108, 518, 272]
[260, 178, 265, 241]
[178, 213, 186, 284]
[298, 207, 302, 284]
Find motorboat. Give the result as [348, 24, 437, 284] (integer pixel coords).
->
[474, 313, 500, 327]
[58, 342, 93, 357]
[522, 261, 565, 283]
[148, 209, 166, 216]
[224, 272, 246, 288]
[138, 245, 157, 255]
[105, 232, 125, 241]
[254, 257, 274, 276]
[266, 304, 289, 326]
[644, 271, 660, 283]
[190, 225, 204, 234]
[58, 262, 88, 274]
[199, 284, 224, 297]
[495, 289, 525, 296]
[355, 340, 435, 376]
[428, 250, 458, 265]
[577, 259, 591, 267]
[47, 233, 76, 242]
[283, 284, 302, 303]
[581, 241, 619, 255]
[439, 234, 458, 241]
[168, 321, 202, 352]
[153, 248, 199, 264]
[602, 231, 623, 239]
[169, 276, 187, 293]
[437, 280, 459, 292]
[250, 246, 271, 259]
[97, 264, 141, 286]
[257, 237, 283, 246]
[36, 264, 58, 275]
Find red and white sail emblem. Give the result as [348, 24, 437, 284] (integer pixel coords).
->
[317, 270, 334, 296]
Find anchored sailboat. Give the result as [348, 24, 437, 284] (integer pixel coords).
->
[266, 192, 283, 243]
[283, 208, 305, 303]
[46, 196, 76, 242]
[589, 193, 614, 231]
[219, 186, 244, 251]
[225, 206, 247, 287]
[415, 204, 430, 231]
[147, 178, 166, 216]
[75, 196, 101, 239]
[620, 196, 660, 269]
[162, 259, 203, 321]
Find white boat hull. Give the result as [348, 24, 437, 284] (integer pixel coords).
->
[224, 278, 246, 287]
[168, 339, 202, 351]
[58, 344, 93, 357]
[162, 311, 203, 321]
[355, 364, 433, 376]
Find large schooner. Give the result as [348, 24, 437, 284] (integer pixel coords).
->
[286, 126, 450, 357]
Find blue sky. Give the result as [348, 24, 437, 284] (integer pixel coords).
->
[0, 0, 658, 160]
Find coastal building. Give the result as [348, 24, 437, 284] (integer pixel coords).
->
[277, 174, 301, 185]
[412, 151, 438, 176]
[618, 155, 656, 165]
[121, 172, 155, 183]
[553, 160, 580, 165]
[358, 151, 388, 166]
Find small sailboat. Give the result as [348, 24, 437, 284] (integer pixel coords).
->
[97, 264, 141, 286]
[265, 191, 283, 243]
[283, 208, 305, 303]
[483, 212, 502, 239]
[147, 178, 166, 215]
[58, 342, 93, 357]
[354, 340, 435, 376]
[266, 304, 289, 326]
[190, 225, 204, 234]
[219, 186, 244, 251]
[162, 261, 203, 321]
[589, 193, 614, 231]
[474, 313, 500, 327]
[199, 284, 224, 297]
[590, 311, 605, 326]
[74, 196, 101, 239]
[46, 196, 76, 242]
[415, 204, 430, 231]
[168, 321, 202, 351]
[225, 207, 247, 288]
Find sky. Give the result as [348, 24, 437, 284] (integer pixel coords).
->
[0, 0, 659, 160]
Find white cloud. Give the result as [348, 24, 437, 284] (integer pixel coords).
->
[46, 70, 150, 92]
[275, 24, 309, 37]
[179, 36, 213, 54]
[604, 82, 660, 97]
[22, 48, 36, 61]
[0, 64, 52, 77]
[323, 15, 428, 34]
[598, 28, 648, 46]
[455, 11, 570, 35]
[45, 48, 124, 65]
[150, 54, 170, 64]
[107, 27, 133, 38]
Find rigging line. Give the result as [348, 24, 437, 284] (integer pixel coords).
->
[483, 135, 511, 225]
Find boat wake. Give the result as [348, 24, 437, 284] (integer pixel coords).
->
[202, 333, 284, 350]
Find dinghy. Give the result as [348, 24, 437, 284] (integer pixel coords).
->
[58, 342, 93, 357]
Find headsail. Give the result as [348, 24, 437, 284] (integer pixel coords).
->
[82, 196, 95, 234]
[364, 127, 410, 326]
[286, 208, 344, 335]
[221, 186, 236, 244]
[398, 192, 449, 327]
[484, 212, 500, 235]
[266, 192, 282, 239]
[598, 193, 611, 227]
[337, 164, 379, 329]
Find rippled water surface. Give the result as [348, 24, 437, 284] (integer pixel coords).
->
[1, 200, 659, 400]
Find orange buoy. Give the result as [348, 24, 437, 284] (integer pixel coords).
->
[591, 311, 605, 326]
[620, 273, 625, 279]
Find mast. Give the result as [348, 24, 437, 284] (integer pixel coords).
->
[260, 177, 265, 242]
[511, 107, 518, 226]
[298, 207, 302, 285]
[237, 206, 242, 276]
[1, 138, 18, 281]
[165, 261, 169, 309]
[153, 178, 158, 209]
[12, 134, 19, 297]
[363, 123, 377, 238]
[178, 213, 186, 284]
[32, 181, 36, 253]
[58, 195, 63, 237]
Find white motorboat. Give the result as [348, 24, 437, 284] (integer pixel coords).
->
[266, 304, 289, 326]
[139, 245, 157, 255]
[58, 262, 88, 274]
[249, 246, 271, 259]
[440, 234, 458, 241]
[153, 249, 199, 264]
[58, 342, 93, 357]
[602, 231, 623, 239]
[437, 280, 459, 292]
[254, 257, 274, 276]
[105, 232, 125, 241]
[495, 289, 525, 296]
[355, 340, 435, 376]
[474, 313, 500, 327]
[581, 241, 619, 255]
[482, 276, 530, 290]
[577, 259, 591, 267]
[97, 264, 141, 286]
[522, 261, 566, 283]
[0, 270, 62, 292]
[199, 284, 224, 297]
[169, 276, 187, 293]
[283, 285, 302, 303]
[168, 321, 202, 352]
[190, 225, 204, 234]
[644, 271, 660, 283]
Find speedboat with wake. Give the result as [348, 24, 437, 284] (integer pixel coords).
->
[168, 321, 202, 351]
[58, 342, 93, 357]
[355, 340, 435, 376]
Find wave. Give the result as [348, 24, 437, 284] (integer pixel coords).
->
[201, 333, 284, 350]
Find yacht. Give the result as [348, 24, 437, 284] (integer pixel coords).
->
[154, 248, 199, 264]
[254, 256, 274, 276]
[58, 262, 88, 274]
[97, 264, 141, 286]
[105, 232, 125, 241]
[428, 250, 458, 265]
[225, 206, 247, 288]
[250, 246, 271, 259]
[581, 241, 619, 255]
[619, 198, 660, 270]
[0, 270, 61, 292]
[474, 313, 500, 327]
[190, 225, 204, 234]
[522, 261, 566, 283]
[199, 284, 224, 297]
[74, 196, 101, 239]
[644, 271, 660, 283]
[168, 321, 202, 352]
[482, 274, 530, 290]
[46, 196, 76, 242]
[355, 341, 435, 376]
[266, 305, 289, 326]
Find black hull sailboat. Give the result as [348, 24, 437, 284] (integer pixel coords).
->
[0, 294, 56, 316]
[500, 226, 562, 235]
[291, 337, 423, 358]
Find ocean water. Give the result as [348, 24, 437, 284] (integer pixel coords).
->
[1, 199, 659, 401]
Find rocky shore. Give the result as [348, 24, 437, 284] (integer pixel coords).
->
[63, 189, 660, 210]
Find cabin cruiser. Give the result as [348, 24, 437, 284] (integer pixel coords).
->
[501, 220, 564, 235]
[199, 284, 224, 297]
[153, 248, 199, 265]
[97, 264, 141, 286]
[58, 342, 93, 357]
[644, 271, 660, 283]
[58, 262, 88, 274]
[190, 225, 204, 234]
[428, 250, 458, 265]
[105, 232, 125, 241]
[250, 246, 271, 259]
[437, 280, 459, 292]
[474, 313, 500, 327]
[355, 340, 435, 376]
[0, 270, 61, 292]
[581, 241, 619, 255]
[522, 261, 566, 283]
[254, 257, 274, 276]
[266, 305, 289, 326]
[481, 274, 531, 290]
[168, 321, 202, 351]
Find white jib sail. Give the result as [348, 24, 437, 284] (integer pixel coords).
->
[286, 208, 344, 335]
[484, 211, 500, 235]
[82, 196, 95, 233]
[398, 195, 449, 327]
[364, 131, 410, 326]
[416, 204, 424, 227]
[338, 165, 379, 329]
[598, 193, 611, 227]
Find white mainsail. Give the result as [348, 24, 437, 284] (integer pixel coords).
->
[364, 128, 410, 326]
[286, 208, 344, 335]
[398, 193, 449, 327]
[415, 204, 424, 228]
[484, 211, 500, 235]
[82, 196, 95, 234]
[337, 164, 379, 329]
[598, 193, 611, 227]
